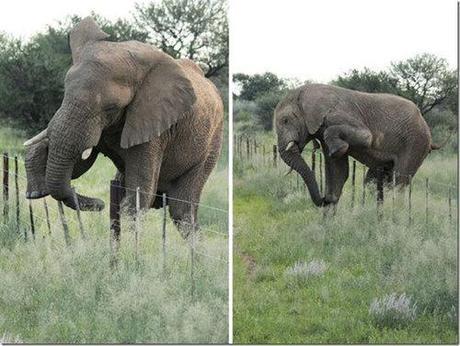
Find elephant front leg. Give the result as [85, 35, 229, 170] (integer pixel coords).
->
[323, 153, 349, 205]
[324, 125, 372, 158]
[123, 143, 162, 212]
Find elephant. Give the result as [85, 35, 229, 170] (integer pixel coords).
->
[274, 83, 442, 207]
[23, 17, 224, 236]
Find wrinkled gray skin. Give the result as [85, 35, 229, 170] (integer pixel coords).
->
[275, 83, 438, 207]
[24, 18, 223, 236]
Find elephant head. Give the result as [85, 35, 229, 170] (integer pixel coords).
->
[24, 17, 196, 210]
[274, 86, 329, 206]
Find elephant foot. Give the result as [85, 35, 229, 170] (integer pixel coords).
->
[62, 193, 105, 212]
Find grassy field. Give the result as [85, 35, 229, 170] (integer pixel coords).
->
[0, 126, 228, 343]
[234, 132, 458, 344]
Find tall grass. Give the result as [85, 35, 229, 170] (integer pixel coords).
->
[234, 134, 457, 344]
[0, 127, 228, 343]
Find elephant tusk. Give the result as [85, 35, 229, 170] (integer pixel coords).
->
[285, 141, 295, 151]
[24, 129, 48, 146]
[81, 148, 93, 160]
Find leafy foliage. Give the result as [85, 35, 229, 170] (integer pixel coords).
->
[134, 0, 228, 78]
[233, 72, 287, 101]
[0, 1, 228, 134]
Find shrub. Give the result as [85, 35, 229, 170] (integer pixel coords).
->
[284, 259, 327, 284]
[369, 293, 417, 328]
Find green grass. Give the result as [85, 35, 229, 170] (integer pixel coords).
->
[234, 134, 458, 344]
[0, 126, 228, 343]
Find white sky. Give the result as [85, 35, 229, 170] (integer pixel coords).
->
[0, 0, 147, 40]
[231, 0, 457, 82]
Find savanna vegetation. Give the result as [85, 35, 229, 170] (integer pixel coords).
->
[233, 55, 458, 343]
[0, 0, 228, 343]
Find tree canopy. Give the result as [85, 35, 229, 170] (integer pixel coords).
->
[0, 0, 228, 133]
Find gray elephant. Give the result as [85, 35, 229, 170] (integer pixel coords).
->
[275, 83, 441, 207]
[24, 17, 223, 235]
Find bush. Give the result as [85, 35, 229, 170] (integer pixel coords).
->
[369, 293, 417, 328]
[254, 91, 286, 131]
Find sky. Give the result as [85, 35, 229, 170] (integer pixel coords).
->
[231, 0, 457, 82]
[0, 0, 146, 40]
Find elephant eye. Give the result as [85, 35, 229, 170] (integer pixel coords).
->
[283, 118, 288, 124]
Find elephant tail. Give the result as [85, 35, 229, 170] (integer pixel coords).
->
[430, 128, 454, 151]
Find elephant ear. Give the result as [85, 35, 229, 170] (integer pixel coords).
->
[120, 60, 196, 149]
[69, 17, 109, 63]
[298, 87, 326, 135]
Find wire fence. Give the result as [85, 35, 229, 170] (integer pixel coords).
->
[234, 135, 458, 226]
[0, 151, 228, 298]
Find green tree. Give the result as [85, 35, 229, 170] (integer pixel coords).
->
[332, 68, 399, 94]
[134, 0, 228, 79]
[390, 53, 457, 115]
[0, 15, 147, 134]
[233, 72, 286, 101]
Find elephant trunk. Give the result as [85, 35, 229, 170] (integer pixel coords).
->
[44, 103, 105, 211]
[279, 142, 324, 207]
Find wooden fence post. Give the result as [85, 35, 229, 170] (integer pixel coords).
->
[3, 152, 9, 221]
[311, 151, 316, 173]
[362, 165, 366, 207]
[246, 137, 250, 160]
[408, 175, 412, 226]
[376, 168, 384, 220]
[253, 138, 257, 156]
[448, 187, 452, 225]
[14, 156, 19, 233]
[43, 199, 51, 235]
[392, 171, 396, 221]
[110, 180, 122, 266]
[57, 201, 70, 246]
[72, 188, 86, 240]
[351, 160, 356, 208]
[319, 153, 323, 194]
[162, 193, 167, 272]
[28, 200, 35, 240]
[135, 187, 140, 263]
[190, 202, 196, 298]
[273, 145, 277, 167]
[425, 178, 429, 229]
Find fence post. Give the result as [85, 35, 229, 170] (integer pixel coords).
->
[3, 152, 9, 221]
[351, 160, 356, 208]
[135, 187, 140, 264]
[14, 156, 19, 233]
[311, 151, 316, 173]
[253, 138, 257, 156]
[448, 187, 452, 225]
[273, 145, 277, 167]
[190, 202, 196, 298]
[110, 180, 122, 266]
[43, 199, 51, 235]
[28, 200, 35, 241]
[392, 171, 396, 221]
[57, 201, 70, 246]
[319, 153, 323, 194]
[72, 188, 86, 240]
[425, 178, 429, 229]
[246, 137, 250, 160]
[362, 165, 366, 207]
[408, 175, 412, 226]
[162, 193, 167, 273]
[377, 168, 384, 219]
